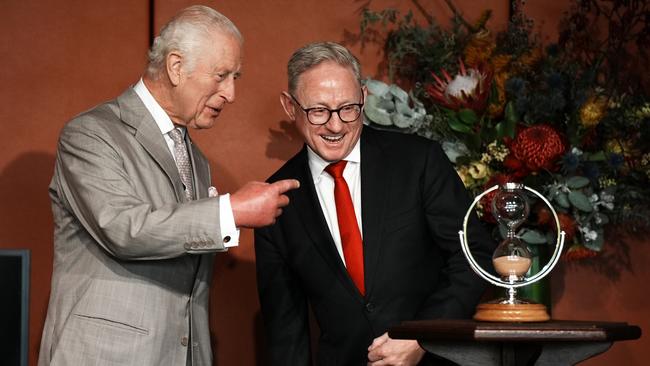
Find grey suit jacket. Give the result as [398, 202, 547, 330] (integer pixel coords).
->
[39, 87, 229, 366]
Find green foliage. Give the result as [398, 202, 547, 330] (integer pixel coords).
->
[359, 0, 650, 261]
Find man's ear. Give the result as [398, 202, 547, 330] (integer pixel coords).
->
[166, 51, 183, 86]
[280, 92, 296, 120]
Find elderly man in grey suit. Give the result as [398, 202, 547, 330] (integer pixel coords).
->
[38, 5, 298, 366]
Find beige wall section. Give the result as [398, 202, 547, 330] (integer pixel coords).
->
[0, 0, 646, 365]
[0, 1, 148, 365]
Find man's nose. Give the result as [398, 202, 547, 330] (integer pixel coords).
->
[220, 77, 236, 103]
[324, 111, 346, 131]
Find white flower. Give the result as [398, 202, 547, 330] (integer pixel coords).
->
[580, 226, 598, 241]
[571, 147, 583, 156]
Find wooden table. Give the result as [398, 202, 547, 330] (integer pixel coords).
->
[389, 319, 641, 366]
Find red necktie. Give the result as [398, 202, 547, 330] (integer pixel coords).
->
[325, 160, 365, 296]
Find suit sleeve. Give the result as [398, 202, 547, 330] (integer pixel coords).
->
[53, 118, 226, 260]
[254, 225, 312, 366]
[415, 142, 496, 319]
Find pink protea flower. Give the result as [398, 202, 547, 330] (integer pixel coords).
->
[425, 59, 492, 112]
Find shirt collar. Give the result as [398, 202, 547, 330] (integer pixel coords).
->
[307, 137, 361, 183]
[133, 78, 177, 136]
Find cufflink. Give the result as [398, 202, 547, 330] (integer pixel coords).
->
[208, 186, 218, 198]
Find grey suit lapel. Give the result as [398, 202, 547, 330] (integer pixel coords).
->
[188, 136, 210, 199]
[116, 88, 186, 202]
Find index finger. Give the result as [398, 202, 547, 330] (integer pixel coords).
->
[271, 179, 300, 194]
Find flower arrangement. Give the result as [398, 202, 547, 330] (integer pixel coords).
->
[360, 0, 650, 261]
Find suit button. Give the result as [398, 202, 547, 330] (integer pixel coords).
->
[223, 236, 231, 243]
[365, 302, 375, 313]
[181, 336, 188, 347]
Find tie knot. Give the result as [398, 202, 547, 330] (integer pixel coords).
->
[169, 128, 184, 145]
[325, 160, 348, 179]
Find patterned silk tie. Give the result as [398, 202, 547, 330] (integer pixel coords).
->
[325, 160, 365, 296]
[168, 128, 194, 200]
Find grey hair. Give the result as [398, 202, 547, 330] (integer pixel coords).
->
[146, 5, 242, 78]
[287, 41, 362, 94]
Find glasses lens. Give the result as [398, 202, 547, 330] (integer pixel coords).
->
[307, 108, 331, 125]
[338, 105, 361, 122]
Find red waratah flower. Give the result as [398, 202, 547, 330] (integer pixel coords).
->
[534, 204, 552, 226]
[557, 212, 577, 243]
[425, 59, 492, 112]
[509, 124, 566, 172]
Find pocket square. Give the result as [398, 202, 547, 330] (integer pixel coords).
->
[208, 186, 218, 198]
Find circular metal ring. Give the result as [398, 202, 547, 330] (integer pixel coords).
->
[459, 184, 566, 289]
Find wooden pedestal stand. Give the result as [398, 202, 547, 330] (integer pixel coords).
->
[474, 302, 550, 322]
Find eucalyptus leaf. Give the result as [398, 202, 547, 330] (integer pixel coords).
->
[363, 105, 393, 126]
[377, 97, 396, 112]
[545, 231, 556, 245]
[395, 100, 413, 117]
[566, 176, 590, 189]
[441, 141, 469, 163]
[555, 192, 570, 208]
[520, 229, 548, 244]
[568, 191, 594, 212]
[389, 84, 409, 103]
[547, 186, 558, 201]
[409, 90, 425, 109]
[364, 79, 390, 98]
[392, 113, 415, 128]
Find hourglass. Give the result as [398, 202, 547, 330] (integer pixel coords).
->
[459, 183, 565, 322]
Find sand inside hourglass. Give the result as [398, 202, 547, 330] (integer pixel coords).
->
[493, 255, 532, 277]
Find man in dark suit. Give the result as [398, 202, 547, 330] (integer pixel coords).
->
[255, 42, 496, 365]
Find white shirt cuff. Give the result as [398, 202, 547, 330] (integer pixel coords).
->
[218, 194, 240, 248]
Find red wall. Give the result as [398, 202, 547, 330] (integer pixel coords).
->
[0, 1, 646, 365]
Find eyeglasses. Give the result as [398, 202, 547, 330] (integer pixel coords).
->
[288, 92, 364, 125]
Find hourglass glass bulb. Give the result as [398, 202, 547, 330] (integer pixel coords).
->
[491, 183, 532, 282]
[492, 183, 530, 233]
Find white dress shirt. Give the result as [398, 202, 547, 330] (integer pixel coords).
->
[134, 79, 239, 247]
[308, 139, 362, 266]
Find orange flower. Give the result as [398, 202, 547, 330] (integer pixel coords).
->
[580, 96, 608, 128]
[464, 29, 495, 67]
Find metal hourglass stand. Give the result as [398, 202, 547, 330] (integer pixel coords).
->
[459, 183, 565, 322]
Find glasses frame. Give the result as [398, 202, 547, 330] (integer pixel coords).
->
[288, 90, 365, 125]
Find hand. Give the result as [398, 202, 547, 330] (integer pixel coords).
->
[230, 179, 300, 228]
[367, 333, 425, 366]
